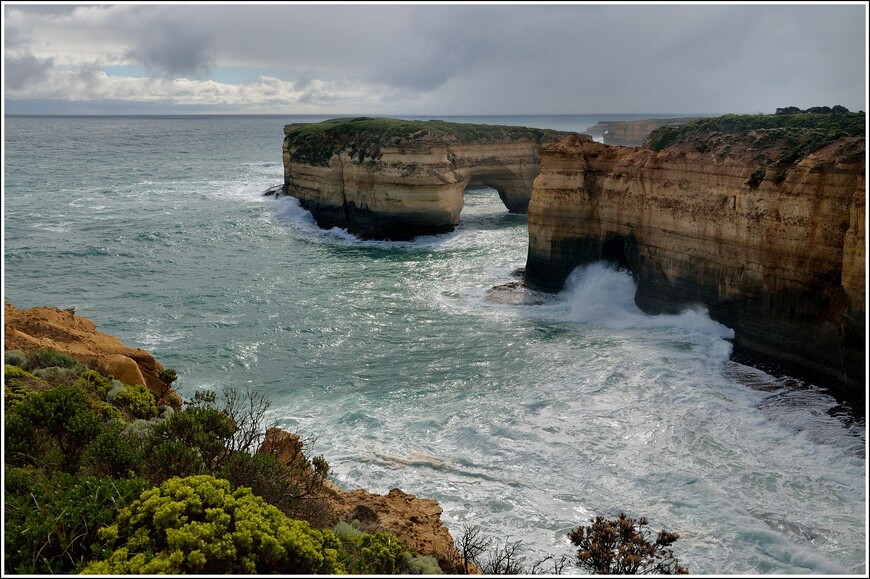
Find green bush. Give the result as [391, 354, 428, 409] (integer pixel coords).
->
[4, 349, 27, 367]
[75, 369, 115, 399]
[219, 451, 298, 511]
[31, 365, 84, 384]
[112, 382, 158, 419]
[24, 348, 85, 372]
[333, 520, 409, 574]
[5, 383, 103, 471]
[4, 365, 45, 409]
[402, 552, 444, 574]
[82, 475, 343, 574]
[141, 406, 236, 483]
[4, 467, 147, 574]
[85, 421, 145, 478]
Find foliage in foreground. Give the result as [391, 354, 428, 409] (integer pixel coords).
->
[568, 512, 689, 574]
[82, 475, 342, 574]
[3, 349, 428, 575]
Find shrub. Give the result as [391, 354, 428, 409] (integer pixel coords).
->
[4, 349, 27, 367]
[31, 365, 84, 384]
[82, 475, 343, 574]
[402, 552, 444, 575]
[4, 467, 147, 574]
[85, 421, 145, 478]
[568, 513, 689, 574]
[112, 382, 158, 419]
[140, 406, 236, 483]
[219, 451, 298, 511]
[5, 383, 103, 471]
[333, 521, 409, 574]
[24, 348, 85, 372]
[4, 365, 45, 409]
[75, 369, 115, 399]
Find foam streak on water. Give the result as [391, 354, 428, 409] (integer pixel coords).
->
[3, 115, 865, 575]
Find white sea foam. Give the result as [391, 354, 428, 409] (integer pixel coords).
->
[561, 262, 733, 338]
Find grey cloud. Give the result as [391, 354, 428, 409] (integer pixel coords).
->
[125, 7, 216, 77]
[4, 52, 55, 91]
[2, 3, 865, 115]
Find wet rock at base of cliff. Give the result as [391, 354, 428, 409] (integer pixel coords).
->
[485, 281, 551, 306]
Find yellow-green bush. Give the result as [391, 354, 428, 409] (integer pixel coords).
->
[112, 382, 158, 419]
[333, 520, 409, 574]
[83, 475, 343, 574]
[4, 365, 45, 409]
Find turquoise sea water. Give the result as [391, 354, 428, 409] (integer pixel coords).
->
[3, 115, 865, 574]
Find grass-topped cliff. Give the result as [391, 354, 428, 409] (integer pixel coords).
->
[646, 107, 865, 166]
[284, 117, 578, 166]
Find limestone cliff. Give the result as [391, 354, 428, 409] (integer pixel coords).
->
[524, 130, 866, 398]
[281, 117, 578, 240]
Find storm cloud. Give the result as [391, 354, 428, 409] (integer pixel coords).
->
[3, 3, 866, 115]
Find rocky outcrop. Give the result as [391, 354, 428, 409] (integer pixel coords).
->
[281, 118, 578, 240]
[260, 427, 461, 568]
[585, 117, 699, 146]
[524, 134, 865, 398]
[4, 302, 169, 398]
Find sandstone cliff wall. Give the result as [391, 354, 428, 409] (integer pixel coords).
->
[524, 136, 866, 396]
[282, 124, 576, 240]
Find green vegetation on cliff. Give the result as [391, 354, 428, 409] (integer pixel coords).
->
[285, 117, 577, 166]
[646, 108, 865, 162]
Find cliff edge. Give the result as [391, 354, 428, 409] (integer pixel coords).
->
[280, 117, 579, 239]
[524, 113, 866, 400]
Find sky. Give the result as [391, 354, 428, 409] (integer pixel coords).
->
[2, 2, 868, 116]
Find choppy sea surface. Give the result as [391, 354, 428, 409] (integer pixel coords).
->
[3, 114, 866, 574]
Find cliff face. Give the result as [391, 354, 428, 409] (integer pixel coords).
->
[282, 118, 577, 240]
[525, 135, 866, 396]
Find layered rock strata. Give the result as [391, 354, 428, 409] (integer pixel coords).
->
[524, 135, 866, 397]
[281, 118, 578, 239]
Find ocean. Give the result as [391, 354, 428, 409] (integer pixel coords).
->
[2, 114, 865, 574]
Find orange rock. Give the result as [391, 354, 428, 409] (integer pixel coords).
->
[4, 301, 176, 402]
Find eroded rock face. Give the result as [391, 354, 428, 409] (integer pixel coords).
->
[524, 135, 866, 397]
[259, 428, 460, 567]
[4, 302, 168, 398]
[282, 120, 578, 240]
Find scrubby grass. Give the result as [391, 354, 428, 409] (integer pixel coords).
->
[646, 109, 865, 158]
[285, 117, 576, 166]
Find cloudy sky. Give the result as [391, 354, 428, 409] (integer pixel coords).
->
[3, 2, 867, 115]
